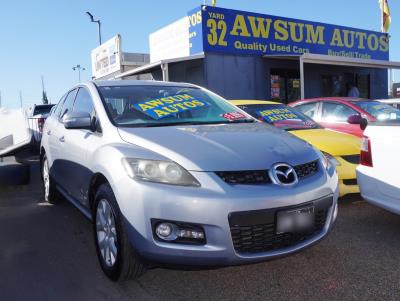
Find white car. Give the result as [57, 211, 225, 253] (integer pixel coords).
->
[357, 120, 400, 214]
[377, 98, 400, 110]
[0, 108, 31, 158]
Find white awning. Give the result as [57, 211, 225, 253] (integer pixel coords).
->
[114, 53, 205, 81]
[264, 53, 400, 99]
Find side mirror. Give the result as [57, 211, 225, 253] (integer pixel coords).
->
[347, 114, 363, 125]
[360, 118, 368, 131]
[63, 112, 93, 130]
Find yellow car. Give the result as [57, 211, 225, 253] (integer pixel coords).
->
[232, 100, 361, 197]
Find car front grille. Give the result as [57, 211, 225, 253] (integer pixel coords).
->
[216, 160, 319, 185]
[215, 170, 271, 185]
[229, 196, 333, 254]
[341, 155, 360, 165]
[294, 160, 319, 179]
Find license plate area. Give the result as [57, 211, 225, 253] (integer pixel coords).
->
[276, 205, 315, 234]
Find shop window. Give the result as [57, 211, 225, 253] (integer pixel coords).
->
[321, 74, 370, 98]
[356, 74, 370, 98]
[270, 69, 300, 104]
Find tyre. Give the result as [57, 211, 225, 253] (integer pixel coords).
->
[93, 183, 146, 281]
[42, 155, 60, 204]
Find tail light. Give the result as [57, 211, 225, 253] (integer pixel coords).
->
[38, 118, 45, 133]
[360, 136, 373, 167]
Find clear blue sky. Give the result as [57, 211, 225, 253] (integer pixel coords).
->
[0, 0, 398, 108]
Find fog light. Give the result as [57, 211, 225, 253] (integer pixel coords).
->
[153, 220, 206, 244]
[155, 223, 177, 241]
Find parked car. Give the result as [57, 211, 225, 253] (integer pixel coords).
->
[232, 100, 361, 197]
[27, 104, 55, 143]
[0, 108, 31, 159]
[41, 80, 339, 281]
[377, 98, 400, 110]
[357, 119, 400, 214]
[290, 97, 400, 137]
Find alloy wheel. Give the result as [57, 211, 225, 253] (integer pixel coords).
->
[43, 159, 50, 202]
[96, 199, 118, 267]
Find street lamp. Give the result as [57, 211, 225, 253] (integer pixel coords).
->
[86, 11, 102, 45]
[72, 64, 86, 82]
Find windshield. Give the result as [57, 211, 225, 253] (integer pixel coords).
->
[352, 101, 400, 121]
[98, 85, 254, 127]
[236, 103, 321, 130]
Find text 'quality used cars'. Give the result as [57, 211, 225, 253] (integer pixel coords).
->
[40, 80, 339, 281]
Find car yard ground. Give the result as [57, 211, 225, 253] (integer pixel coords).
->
[1, 159, 400, 301]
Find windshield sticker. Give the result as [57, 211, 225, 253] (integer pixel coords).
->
[221, 112, 247, 121]
[132, 94, 209, 119]
[257, 108, 302, 122]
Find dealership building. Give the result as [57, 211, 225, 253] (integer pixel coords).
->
[97, 6, 400, 103]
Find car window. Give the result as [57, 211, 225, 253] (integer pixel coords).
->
[53, 93, 68, 117]
[321, 102, 358, 122]
[98, 85, 255, 127]
[59, 89, 77, 119]
[237, 104, 320, 131]
[73, 88, 94, 115]
[294, 102, 319, 119]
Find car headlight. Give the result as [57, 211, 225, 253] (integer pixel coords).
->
[314, 149, 333, 171]
[321, 151, 341, 167]
[121, 158, 200, 187]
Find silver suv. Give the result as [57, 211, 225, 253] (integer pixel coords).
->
[41, 80, 339, 281]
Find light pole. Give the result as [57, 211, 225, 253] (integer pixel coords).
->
[86, 11, 102, 45]
[72, 65, 86, 82]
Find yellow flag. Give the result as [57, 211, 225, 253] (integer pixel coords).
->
[212, 0, 217, 6]
[379, 0, 391, 32]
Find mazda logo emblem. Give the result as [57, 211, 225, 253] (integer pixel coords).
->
[269, 163, 298, 186]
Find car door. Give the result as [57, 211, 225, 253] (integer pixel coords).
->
[58, 87, 98, 206]
[48, 89, 77, 184]
[319, 101, 362, 136]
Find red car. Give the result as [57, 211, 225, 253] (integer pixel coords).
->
[290, 97, 400, 137]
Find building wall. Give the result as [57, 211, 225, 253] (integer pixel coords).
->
[203, 53, 388, 100]
[204, 53, 267, 100]
[151, 59, 206, 86]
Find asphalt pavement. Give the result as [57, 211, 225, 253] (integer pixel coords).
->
[1, 159, 400, 300]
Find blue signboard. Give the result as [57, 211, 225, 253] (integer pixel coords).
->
[189, 6, 389, 61]
[188, 7, 204, 56]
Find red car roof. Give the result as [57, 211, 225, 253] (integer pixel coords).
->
[291, 97, 369, 104]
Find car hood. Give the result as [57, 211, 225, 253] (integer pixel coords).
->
[118, 123, 318, 171]
[290, 129, 361, 156]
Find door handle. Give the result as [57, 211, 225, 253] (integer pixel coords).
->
[47, 130, 51, 135]
[59, 136, 65, 143]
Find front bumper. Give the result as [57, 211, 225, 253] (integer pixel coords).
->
[357, 166, 400, 215]
[336, 157, 359, 197]
[114, 167, 339, 267]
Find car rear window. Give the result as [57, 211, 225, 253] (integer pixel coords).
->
[33, 105, 55, 115]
